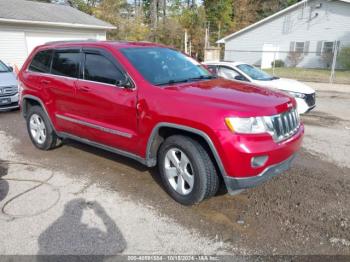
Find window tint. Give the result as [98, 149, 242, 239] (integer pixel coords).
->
[29, 50, 52, 73]
[51, 51, 80, 78]
[84, 53, 124, 85]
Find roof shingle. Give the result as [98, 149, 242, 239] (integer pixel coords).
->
[0, 0, 115, 29]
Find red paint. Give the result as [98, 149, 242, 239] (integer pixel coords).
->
[19, 41, 303, 179]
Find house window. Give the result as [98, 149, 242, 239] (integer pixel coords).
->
[290, 41, 309, 55]
[323, 41, 334, 54]
[295, 42, 305, 53]
[316, 41, 340, 56]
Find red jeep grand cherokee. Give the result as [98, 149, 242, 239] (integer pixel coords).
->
[18, 41, 303, 205]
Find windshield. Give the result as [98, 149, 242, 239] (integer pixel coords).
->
[0, 60, 10, 73]
[237, 64, 273, 81]
[120, 47, 213, 85]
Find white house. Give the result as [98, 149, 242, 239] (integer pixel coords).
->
[0, 0, 115, 68]
[217, 0, 350, 69]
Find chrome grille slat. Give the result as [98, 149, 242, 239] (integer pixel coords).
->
[271, 108, 300, 142]
[277, 117, 283, 136]
[288, 113, 294, 131]
[0, 86, 17, 97]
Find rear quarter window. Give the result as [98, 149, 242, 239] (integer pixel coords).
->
[28, 50, 52, 73]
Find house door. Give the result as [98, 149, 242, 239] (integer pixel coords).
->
[261, 44, 279, 69]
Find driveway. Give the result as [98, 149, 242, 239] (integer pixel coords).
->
[0, 89, 349, 256]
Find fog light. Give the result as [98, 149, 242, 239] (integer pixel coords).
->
[251, 155, 268, 168]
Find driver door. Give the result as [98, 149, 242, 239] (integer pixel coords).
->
[73, 48, 138, 153]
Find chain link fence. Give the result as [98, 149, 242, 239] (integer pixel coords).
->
[223, 40, 350, 85]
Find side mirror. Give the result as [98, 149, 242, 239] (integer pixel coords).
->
[234, 75, 246, 81]
[116, 77, 134, 89]
[8, 66, 13, 72]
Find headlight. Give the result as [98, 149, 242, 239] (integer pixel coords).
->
[225, 117, 271, 134]
[288, 91, 305, 99]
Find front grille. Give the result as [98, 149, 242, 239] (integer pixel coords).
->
[305, 93, 316, 107]
[270, 109, 300, 142]
[0, 86, 18, 97]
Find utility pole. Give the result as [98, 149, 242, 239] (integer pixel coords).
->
[217, 23, 221, 47]
[204, 22, 210, 49]
[330, 41, 339, 84]
[184, 29, 188, 54]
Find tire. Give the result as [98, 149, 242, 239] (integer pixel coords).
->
[26, 105, 58, 150]
[158, 135, 220, 205]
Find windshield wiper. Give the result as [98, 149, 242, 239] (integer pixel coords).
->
[155, 75, 216, 86]
[188, 75, 216, 81]
[155, 79, 190, 86]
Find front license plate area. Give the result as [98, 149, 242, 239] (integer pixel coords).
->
[0, 98, 11, 105]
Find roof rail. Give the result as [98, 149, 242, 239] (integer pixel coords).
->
[44, 39, 99, 45]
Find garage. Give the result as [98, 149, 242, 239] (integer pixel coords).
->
[0, 0, 115, 68]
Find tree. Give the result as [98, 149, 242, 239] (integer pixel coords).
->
[231, 0, 301, 31]
[95, 0, 149, 41]
[179, 5, 207, 59]
[203, 0, 234, 44]
[287, 51, 304, 67]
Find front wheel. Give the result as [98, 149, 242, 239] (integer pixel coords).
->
[158, 135, 219, 205]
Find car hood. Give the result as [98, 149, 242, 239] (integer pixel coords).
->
[254, 78, 315, 94]
[0, 72, 17, 87]
[164, 78, 295, 117]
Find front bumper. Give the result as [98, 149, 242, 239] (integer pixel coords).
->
[223, 153, 296, 194]
[296, 94, 316, 114]
[0, 93, 19, 111]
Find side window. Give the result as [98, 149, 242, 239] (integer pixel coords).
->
[84, 53, 124, 85]
[218, 66, 240, 80]
[51, 50, 80, 78]
[28, 50, 52, 73]
[207, 65, 218, 75]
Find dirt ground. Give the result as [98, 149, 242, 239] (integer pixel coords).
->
[0, 89, 349, 256]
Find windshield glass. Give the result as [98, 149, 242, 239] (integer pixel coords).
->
[120, 47, 213, 85]
[0, 60, 9, 73]
[237, 64, 273, 81]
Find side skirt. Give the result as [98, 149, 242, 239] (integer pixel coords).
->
[58, 132, 156, 167]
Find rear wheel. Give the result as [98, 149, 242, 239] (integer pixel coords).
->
[26, 105, 58, 150]
[158, 135, 219, 205]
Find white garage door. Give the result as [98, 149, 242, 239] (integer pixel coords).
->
[0, 31, 28, 68]
[25, 32, 98, 55]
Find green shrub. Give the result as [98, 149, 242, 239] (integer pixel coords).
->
[272, 59, 285, 68]
[338, 46, 350, 70]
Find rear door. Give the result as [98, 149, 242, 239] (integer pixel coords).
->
[49, 49, 82, 133]
[72, 48, 138, 153]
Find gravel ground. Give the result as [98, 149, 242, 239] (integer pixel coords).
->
[0, 131, 229, 255]
[0, 88, 349, 256]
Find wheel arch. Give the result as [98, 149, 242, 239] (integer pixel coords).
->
[22, 95, 56, 133]
[146, 123, 227, 178]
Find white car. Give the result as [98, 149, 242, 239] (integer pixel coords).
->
[204, 61, 316, 114]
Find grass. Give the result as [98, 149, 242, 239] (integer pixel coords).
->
[264, 67, 350, 84]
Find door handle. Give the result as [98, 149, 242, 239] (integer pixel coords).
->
[78, 86, 90, 92]
[40, 80, 51, 85]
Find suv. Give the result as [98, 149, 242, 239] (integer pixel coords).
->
[18, 41, 304, 205]
[0, 59, 19, 111]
